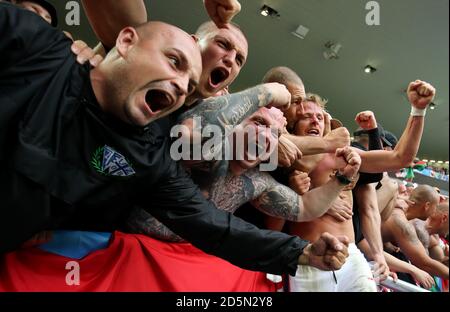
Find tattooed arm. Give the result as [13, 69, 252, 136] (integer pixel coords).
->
[250, 171, 347, 222]
[178, 83, 290, 132]
[127, 208, 185, 243]
[385, 213, 449, 279]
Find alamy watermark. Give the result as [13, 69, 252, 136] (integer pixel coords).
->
[64, 1, 80, 26]
[65, 261, 80, 286]
[366, 1, 380, 26]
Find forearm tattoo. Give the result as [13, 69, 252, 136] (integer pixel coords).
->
[251, 182, 301, 221]
[178, 85, 273, 131]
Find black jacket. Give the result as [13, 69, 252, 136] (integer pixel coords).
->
[0, 3, 307, 275]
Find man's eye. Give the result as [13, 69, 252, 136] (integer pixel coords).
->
[217, 40, 227, 49]
[236, 56, 244, 67]
[169, 56, 180, 67]
[187, 83, 195, 95]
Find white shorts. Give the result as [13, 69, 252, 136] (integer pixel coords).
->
[289, 243, 377, 292]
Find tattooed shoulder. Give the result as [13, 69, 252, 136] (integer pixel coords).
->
[392, 214, 421, 245]
[411, 219, 430, 249]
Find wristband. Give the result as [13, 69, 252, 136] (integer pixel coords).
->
[410, 106, 426, 117]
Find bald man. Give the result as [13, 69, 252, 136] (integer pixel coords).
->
[1, 3, 349, 276]
[381, 185, 448, 279]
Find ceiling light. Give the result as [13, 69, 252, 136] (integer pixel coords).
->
[430, 160, 436, 163]
[364, 65, 376, 74]
[430, 102, 436, 110]
[438, 161, 444, 164]
[423, 159, 428, 162]
[291, 25, 309, 39]
[323, 41, 342, 60]
[260, 5, 280, 18]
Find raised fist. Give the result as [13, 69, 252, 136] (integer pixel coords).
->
[204, 0, 241, 28]
[407, 80, 436, 109]
[355, 111, 377, 130]
[324, 127, 351, 152]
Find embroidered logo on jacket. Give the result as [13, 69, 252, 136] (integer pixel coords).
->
[91, 145, 135, 177]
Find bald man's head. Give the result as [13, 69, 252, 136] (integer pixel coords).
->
[428, 202, 449, 236]
[262, 66, 304, 86]
[409, 185, 440, 220]
[96, 21, 202, 127]
[262, 66, 306, 131]
[410, 185, 440, 204]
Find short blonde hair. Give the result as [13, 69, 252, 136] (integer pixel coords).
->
[302, 93, 327, 110]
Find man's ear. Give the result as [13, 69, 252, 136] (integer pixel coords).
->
[116, 27, 139, 58]
[441, 213, 448, 225]
[191, 34, 200, 43]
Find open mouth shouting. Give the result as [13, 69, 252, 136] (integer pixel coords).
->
[144, 88, 175, 117]
[208, 67, 230, 90]
[306, 128, 320, 136]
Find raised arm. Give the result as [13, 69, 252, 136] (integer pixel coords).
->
[204, 0, 241, 28]
[358, 80, 436, 173]
[82, 0, 147, 49]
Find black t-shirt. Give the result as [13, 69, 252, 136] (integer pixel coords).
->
[0, 3, 307, 275]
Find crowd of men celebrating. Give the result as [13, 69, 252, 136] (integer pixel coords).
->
[0, 0, 447, 292]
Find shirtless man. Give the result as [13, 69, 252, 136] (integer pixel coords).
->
[129, 106, 361, 245]
[411, 202, 449, 267]
[266, 79, 437, 291]
[357, 178, 436, 289]
[381, 186, 448, 279]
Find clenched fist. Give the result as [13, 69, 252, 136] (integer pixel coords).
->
[289, 170, 311, 195]
[407, 80, 436, 109]
[335, 146, 361, 180]
[204, 0, 241, 28]
[324, 127, 351, 152]
[299, 232, 350, 271]
[278, 134, 302, 167]
[263, 82, 292, 110]
[355, 111, 377, 130]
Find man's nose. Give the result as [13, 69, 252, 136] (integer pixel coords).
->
[172, 77, 189, 97]
[223, 49, 237, 68]
[311, 116, 320, 124]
